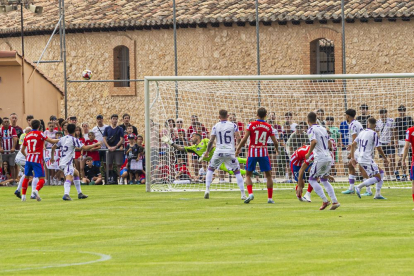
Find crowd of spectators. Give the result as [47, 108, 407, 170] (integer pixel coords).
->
[0, 103, 412, 186]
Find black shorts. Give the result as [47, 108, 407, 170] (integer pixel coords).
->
[381, 144, 395, 156]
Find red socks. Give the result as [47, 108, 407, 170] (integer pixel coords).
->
[36, 179, 45, 191]
[412, 194, 414, 201]
[307, 184, 313, 193]
[247, 185, 253, 195]
[267, 188, 273, 199]
[22, 178, 29, 195]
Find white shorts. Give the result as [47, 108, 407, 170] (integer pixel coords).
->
[59, 163, 75, 176]
[359, 161, 380, 177]
[15, 154, 26, 171]
[309, 160, 331, 178]
[398, 140, 406, 156]
[209, 152, 240, 172]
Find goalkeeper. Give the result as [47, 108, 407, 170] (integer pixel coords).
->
[161, 133, 247, 175]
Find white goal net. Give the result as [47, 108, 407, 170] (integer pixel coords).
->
[145, 74, 414, 192]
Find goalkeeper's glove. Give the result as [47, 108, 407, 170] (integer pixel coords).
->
[198, 152, 206, 162]
[161, 135, 173, 145]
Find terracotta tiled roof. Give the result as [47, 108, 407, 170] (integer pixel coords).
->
[0, 51, 64, 95]
[0, 0, 413, 34]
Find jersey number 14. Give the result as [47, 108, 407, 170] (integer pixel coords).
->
[254, 131, 267, 144]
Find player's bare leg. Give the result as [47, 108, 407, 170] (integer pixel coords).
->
[244, 171, 254, 203]
[265, 171, 274, 203]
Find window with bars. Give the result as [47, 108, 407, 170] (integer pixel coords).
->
[113, 46, 130, 87]
[310, 38, 335, 75]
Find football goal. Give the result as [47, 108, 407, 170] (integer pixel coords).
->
[145, 74, 414, 192]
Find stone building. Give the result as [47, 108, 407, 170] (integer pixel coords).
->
[0, 0, 414, 132]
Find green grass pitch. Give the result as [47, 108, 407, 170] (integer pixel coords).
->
[1, 185, 414, 275]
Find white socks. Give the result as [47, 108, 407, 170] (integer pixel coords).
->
[74, 179, 82, 194]
[357, 177, 379, 189]
[205, 169, 214, 193]
[321, 180, 338, 203]
[64, 180, 71, 195]
[31, 178, 39, 196]
[17, 176, 24, 192]
[349, 174, 356, 190]
[309, 178, 328, 202]
[376, 171, 385, 196]
[235, 172, 246, 196]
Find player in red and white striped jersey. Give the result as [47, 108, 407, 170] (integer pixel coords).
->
[290, 145, 314, 202]
[236, 107, 279, 204]
[20, 120, 59, 201]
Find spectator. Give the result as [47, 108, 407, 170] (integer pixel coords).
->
[174, 130, 188, 164]
[267, 112, 283, 136]
[163, 119, 178, 141]
[74, 126, 86, 178]
[326, 128, 338, 175]
[0, 117, 18, 181]
[396, 105, 414, 181]
[82, 157, 102, 185]
[326, 116, 340, 164]
[57, 118, 65, 131]
[125, 134, 143, 184]
[175, 157, 192, 180]
[9, 113, 23, 182]
[229, 113, 245, 138]
[44, 121, 58, 149]
[68, 116, 78, 125]
[194, 122, 208, 139]
[26, 115, 33, 127]
[119, 113, 138, 135]
[81, 122, 90, 139]
[176, 118, 186, 137]
[284, 112, 298, 132]
[377, 108, 397, 180]
[124, 125, 134, 149]
[0, 160, 13, 186]
[316, 109, 326, 126]
[136, 135, 146, 185]
[119, 159, 129, 185]
[9, 113, 23, 144]
[50, 115, 59, 130]
[187, 115, 209, 140]
[92, 115, 109, 167]
[84, 131, 101, 167]
[286, 122, 309, 153]
[356, 104, 371, 128]
[339, 119, 349, 174]
[103, 114, 125, 184]
[61, 120, 69, 135]
[39, 119, 46, 133]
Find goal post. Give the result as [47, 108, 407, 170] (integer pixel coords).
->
[145, 73, 414, 192]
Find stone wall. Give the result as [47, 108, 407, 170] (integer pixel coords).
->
[1, 20, 414, 132]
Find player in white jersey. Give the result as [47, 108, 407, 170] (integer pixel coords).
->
[204, 109, 246, 199]
[297, 112, 340, 210]
[51, 124, 101, 201]
[376, 109, 397, 180]
[351, 118, 388, 199]
[342, 109, 367, 195]
[14, 127, 37, 199]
